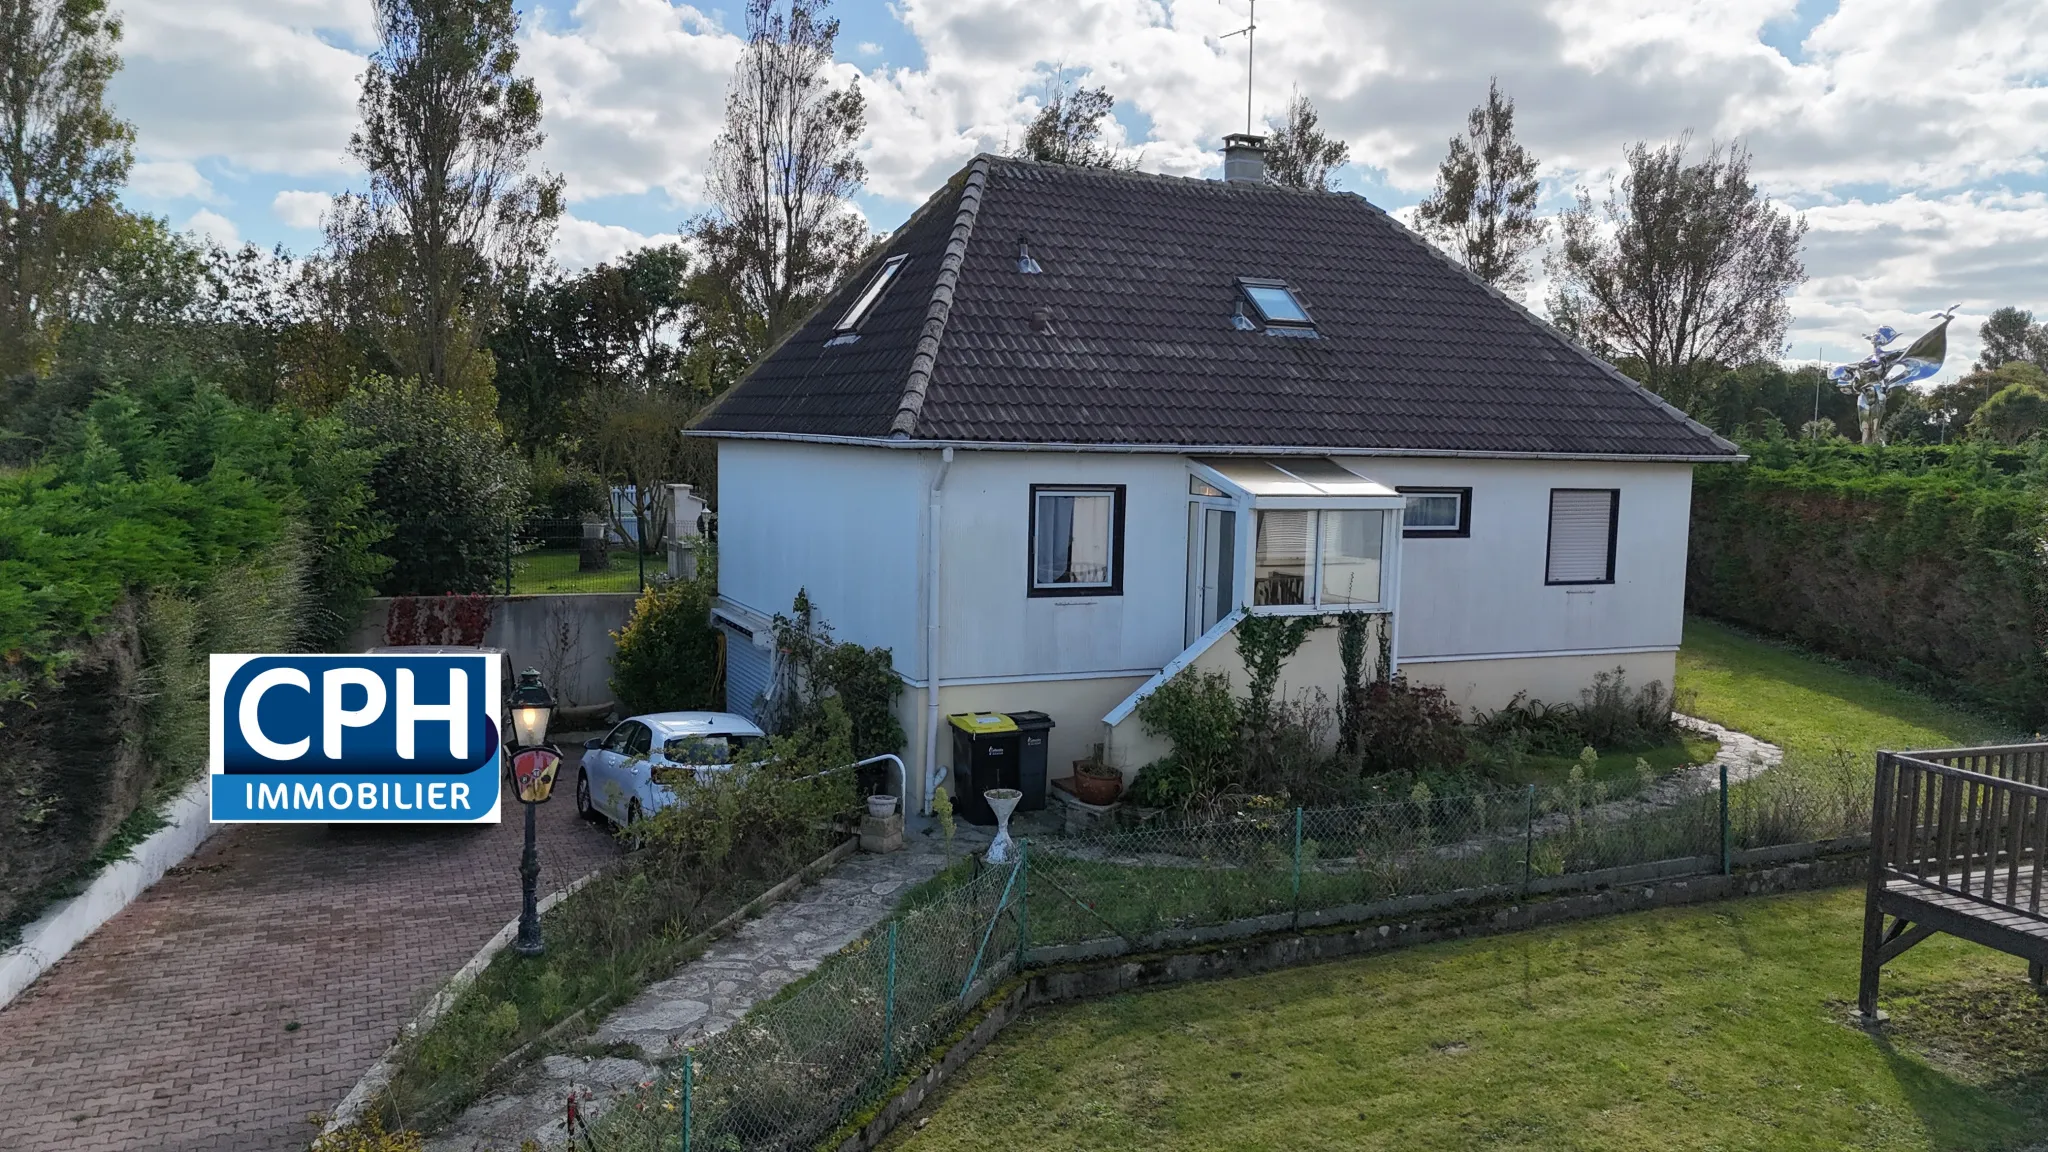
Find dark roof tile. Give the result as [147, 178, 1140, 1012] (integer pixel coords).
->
[693, 156, 1736, 458]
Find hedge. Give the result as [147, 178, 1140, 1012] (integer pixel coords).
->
[1687, 443, 2048, 726]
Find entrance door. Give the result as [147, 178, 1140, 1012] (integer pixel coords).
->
[1186, 502, 1238, 644]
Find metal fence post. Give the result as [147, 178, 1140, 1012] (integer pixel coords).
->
[637, 535, 647, 591]
[881, 920, 899, 1080]
[1719, 762, 1731, 875]
[1522, 784, 1536, 893]
[1015, 839, 1030, 969]
[680, 1048, 692, 1152]
[1291, 807, 1304, 928]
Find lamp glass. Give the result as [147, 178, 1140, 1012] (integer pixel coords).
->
[513, 704, 551, 748]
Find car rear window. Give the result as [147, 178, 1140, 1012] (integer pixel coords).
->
[664, 734, 757, 764]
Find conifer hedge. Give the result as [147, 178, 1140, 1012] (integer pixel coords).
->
[1687, 441, 2048, 726]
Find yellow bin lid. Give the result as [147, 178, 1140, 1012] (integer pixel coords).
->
[949, 711, 1018, 734]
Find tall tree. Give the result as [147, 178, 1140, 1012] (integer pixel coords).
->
[0, 0, 132, 376]
[493, 243, 698, 443]
[1976, 306, 2048, 371]
[348, 0, 562, 394]
[1548, 137, 1808, 412]
[691, 0, 867, 368]
[1414, 79, 1544, 293]
[1264, 89, 1348, 192]
[1013, 77, 1134, 170]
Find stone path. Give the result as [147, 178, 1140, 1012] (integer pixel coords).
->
[426, 834, 962, 1152]
[1438, 713, 1783, 859]
[0, 747, 621, 1152]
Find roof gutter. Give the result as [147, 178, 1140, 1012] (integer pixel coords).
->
[687, 429, 1746, 464]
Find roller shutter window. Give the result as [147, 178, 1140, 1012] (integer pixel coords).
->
[1546, 489, 1618, 585]
[723, 625, 772, 721]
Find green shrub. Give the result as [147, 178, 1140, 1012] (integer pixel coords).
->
[1351, 676, 1469, 777]
[760, 591, 906, 791]
[338, 376, 528, 596]
[609, 572, 721, 714]
[1471, 669, 1678, 757]
[1134, 669, 1241, 807]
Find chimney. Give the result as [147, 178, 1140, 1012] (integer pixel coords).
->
[1222, 133, 1268, 184]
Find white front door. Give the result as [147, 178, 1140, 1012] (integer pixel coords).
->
[1186, 500, 1239, 644]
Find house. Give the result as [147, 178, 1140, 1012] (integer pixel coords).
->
[690, 138, 1740, 814]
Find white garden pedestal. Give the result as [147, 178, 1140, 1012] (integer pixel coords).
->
[983, 788, 1022, 864]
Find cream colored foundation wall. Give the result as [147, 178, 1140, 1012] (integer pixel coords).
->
[892, 676, 1150, 809]
[1402, 650, 1678, 716]
[1103, 622, 1383, 781]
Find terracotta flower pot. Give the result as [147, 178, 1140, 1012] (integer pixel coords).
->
[1071, 762, 1122, 806]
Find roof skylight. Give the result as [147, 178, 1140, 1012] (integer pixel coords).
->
[1239, 278, 1313, 327]
[836, 255, 908, 332]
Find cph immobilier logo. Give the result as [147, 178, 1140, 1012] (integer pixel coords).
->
[209, 653, 502, 823]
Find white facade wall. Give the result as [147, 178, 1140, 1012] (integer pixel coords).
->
[716, 440, 929, 675]
[937, 451, 1192, 681]
[1345, 458, 1694, 665]
[713, 440, 1698, 796]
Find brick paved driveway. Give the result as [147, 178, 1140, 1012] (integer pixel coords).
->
[0, 746, 621, 1152]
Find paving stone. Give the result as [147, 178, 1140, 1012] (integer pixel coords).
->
[432, 843, 951, 1151]
[0, 749, 623, 1152]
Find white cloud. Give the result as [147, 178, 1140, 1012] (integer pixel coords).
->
[128, 160, 218, 202]
[113, 0, 373, 175]
[520, 0, 743, 205]
[272, 190, 332, 229]
[182, 208, 242, 247]
[1786, 190, 2048, 375]
[553, 214, 681, 271]
[856, 41, 882, 57]
[110, 0, 2048, 388]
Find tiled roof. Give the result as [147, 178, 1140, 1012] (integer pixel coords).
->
[692, 156, 1739, 459]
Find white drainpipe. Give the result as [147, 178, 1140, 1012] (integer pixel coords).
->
[920, 447, 955, 814]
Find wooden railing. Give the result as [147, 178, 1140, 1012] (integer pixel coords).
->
[1872, 746, 2048, 918]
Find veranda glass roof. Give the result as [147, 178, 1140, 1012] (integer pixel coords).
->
[1190, 456, 1399, 500]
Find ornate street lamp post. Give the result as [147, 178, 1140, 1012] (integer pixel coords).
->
[508, 669, 559, 957]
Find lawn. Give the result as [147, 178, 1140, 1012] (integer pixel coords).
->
[1502, 734, 1723, 791]
[508, 547, 644, 594]
[1676, 617, 2014, 760]
[882, 887, 2048, 1152]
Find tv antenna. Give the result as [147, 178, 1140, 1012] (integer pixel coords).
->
[1222, 0, 1257, 135]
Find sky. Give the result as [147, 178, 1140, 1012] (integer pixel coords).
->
[111, 0, 2048, 382]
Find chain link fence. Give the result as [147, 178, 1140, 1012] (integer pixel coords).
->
[577, 756, 1867, 1150]
[507, 518, 649, 595]
[586, 853, 1025, 1152]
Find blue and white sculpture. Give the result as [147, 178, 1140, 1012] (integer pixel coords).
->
[1829, 306, 1959, 444]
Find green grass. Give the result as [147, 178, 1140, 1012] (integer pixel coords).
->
[882, 887, 2048, 1152]
[1504, 735, 1722, 790]
[1677, 618, 2014, 760]
[508, 548, 644, 594]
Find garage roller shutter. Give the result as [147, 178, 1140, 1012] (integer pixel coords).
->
[1546, 489, 1617, 583]
[723, 625, 772, 721]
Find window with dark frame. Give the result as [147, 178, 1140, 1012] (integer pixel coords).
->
[1029, 485, 1125, 597]
[1397, 486, 1472, 538]
[1545, 489, 1619, 585]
